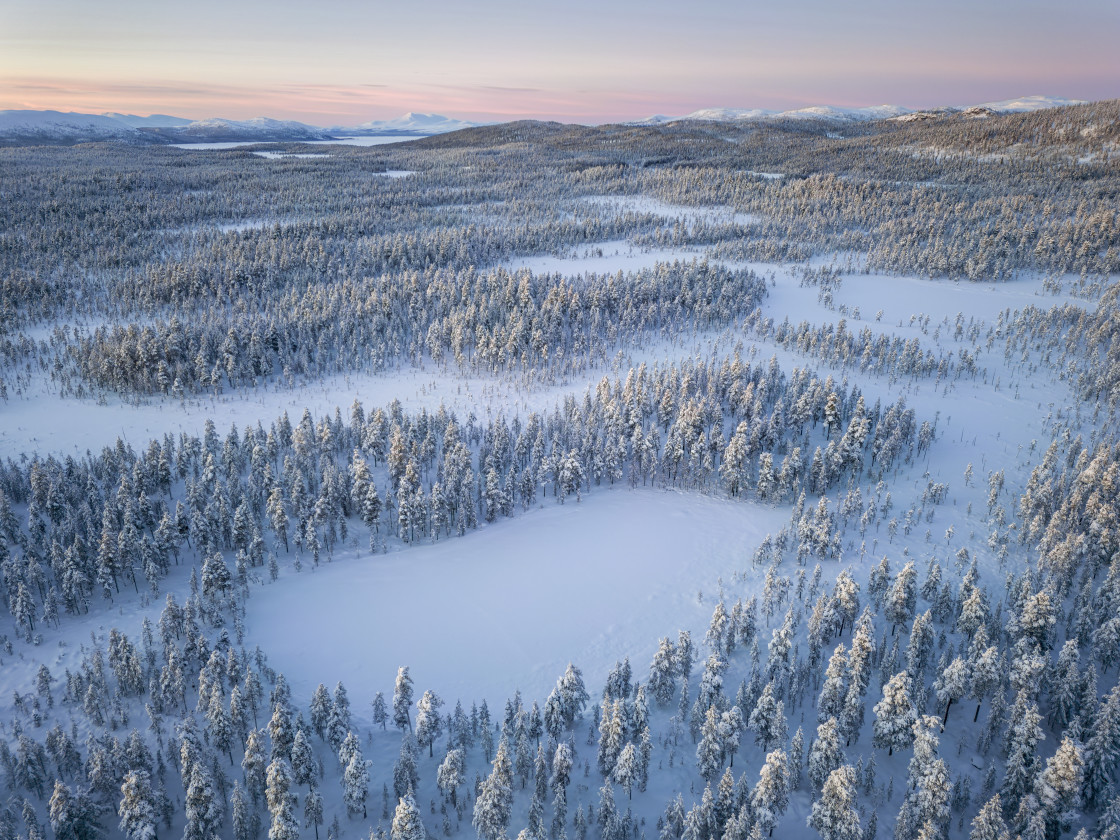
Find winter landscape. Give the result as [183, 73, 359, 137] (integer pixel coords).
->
[3, 69, 1120, 840]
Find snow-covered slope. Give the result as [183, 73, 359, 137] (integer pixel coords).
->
[778, 104, 912, 121]
[342, 112, 480, 134]
[103, 112, 193, 128]
[681, 107, 777, 122]
[979, 95, 1087, 112]
[634, 103, 911, 125]
[635, 96, 1086, 127]
[164, 116, 333, 141]
[0, 109, 143, 144]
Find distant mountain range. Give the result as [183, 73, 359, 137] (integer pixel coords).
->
[634, 96, 1086, 126]
[340, 112, 480, 134]
[0, 110, 483, 146]
[0, 97, 1089, 146]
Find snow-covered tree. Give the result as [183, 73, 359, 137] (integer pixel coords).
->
[394, 666, 414, 733]
[968, 795, 1009, 840]
[751, 750, 790, 836]
[872, 672, 916, 756]
[818, 643, 848, 723]
[649, 637, 678, 707]
[184, 763, 224, 840]
[807, 765, 861, 840]
[343, 749, 371, 819]
[118, 770, 158, 840]
[697, 705, 724, 783]
[612, 743, 639, 800]
[933, 657, 969, 728]
[885, 562, 917, 633]
[437, 748, 465, 806]
[808, 718, 843, 795]
[749, 681, 786, 753]
[303, 790, 324, 840]
[416, 690, 445, 757]
[291, 729, 315, 790]
[473, 736, 514, 840]
[391, 792, 427, 840]
[1033, 736, 1083, 839]
[371, 692, 388, 730]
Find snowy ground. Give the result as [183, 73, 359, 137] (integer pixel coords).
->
[245, 488, 790, 712]
[2, 200, 1113, 840]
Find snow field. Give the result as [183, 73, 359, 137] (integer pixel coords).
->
[245, 488, 790, 711]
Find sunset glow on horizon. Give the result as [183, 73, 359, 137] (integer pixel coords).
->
[2, 0, 1117, 124]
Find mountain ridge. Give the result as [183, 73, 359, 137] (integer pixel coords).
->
[0, 96, 1093, 146]
[633, 95, 1087, 126]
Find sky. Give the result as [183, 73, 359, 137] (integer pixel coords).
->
[1, 0, 1117, 125]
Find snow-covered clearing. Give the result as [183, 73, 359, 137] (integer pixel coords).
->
[246, 489, 789, 711]
[583, 195, 761, 227]
[501, 239, 704, 276]
[0, 366, 503, 459]
[252, 152, 331, 160]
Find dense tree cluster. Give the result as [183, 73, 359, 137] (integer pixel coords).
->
[0, 350, 921, 639]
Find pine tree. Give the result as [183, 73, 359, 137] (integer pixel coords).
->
[649, 638, 678, 707]
[969, 645, 1001, 723]
[612, 743, 639, 800]
[393, 734, 420, 800]
[1033, 736, 1083, 839]
[818, 644, 848, 723]
[304, 790, 324, 840]
[394, 667, 415, 733]
[718, 706, 744, 768]
[473, 737, 514, 840]
[885, 562, 917, 633]
[749, 682, 786, 753]
[933, 657, 969, 728]
[751, 750, 790, 837]
[872, 672, 916, 756]
[184, 763, 224, 840]
[437, 748, 465, 807]
[343, 751, 371, 819]
[392, 792, 427, 840]
[268, 794, 299, 840]
[231, 782, 255, 840]
[266, 757, 294, 817]
[597, 700, 625, 777]
[808, 718, 843, 795]
[807, 765, 861, 840]
[968, 795, 1009, 840]
[50, 781, 102, 840]
[119, 770, 159, 840]
[898, 717, 950, 840]
[1083, 684, 1120, 807]
[559, 664, 590, 726]
[267, 703, 295, 762]
[416, 690, 445, 757]
[1001, 690, 1044, 814]
[696, 705, 724, 783]
[310, 684, 332, 739]
[291, 730, 315, 790]
[372, 692, 389, 730]
[242, 729, 268, 805]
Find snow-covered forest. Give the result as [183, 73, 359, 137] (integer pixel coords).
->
[2, 100, 1120, 840]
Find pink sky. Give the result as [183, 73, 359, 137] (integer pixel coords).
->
[1, 0, 1116, 124]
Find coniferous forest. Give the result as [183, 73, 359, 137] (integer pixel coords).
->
[2, 100, 1120, 840]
